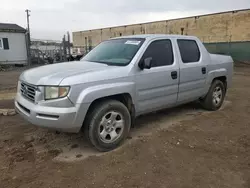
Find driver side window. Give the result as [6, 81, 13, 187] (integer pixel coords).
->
[141, 39, 174, 67]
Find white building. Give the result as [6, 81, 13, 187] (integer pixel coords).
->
[0, 23, 27, 65]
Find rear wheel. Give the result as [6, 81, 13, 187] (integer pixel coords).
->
[201, 80, 226, 111]
[84, 100, 131, 152]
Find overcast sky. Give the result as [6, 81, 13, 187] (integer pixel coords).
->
[1, 0, 249, 40]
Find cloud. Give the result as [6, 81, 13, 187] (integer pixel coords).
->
[0, 0, 249, 40]
[2, 0, 78, 11]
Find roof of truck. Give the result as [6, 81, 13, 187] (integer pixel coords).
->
[113, 34, 198, 40]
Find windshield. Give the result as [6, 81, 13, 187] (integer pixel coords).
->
[81, 38, 145, 66]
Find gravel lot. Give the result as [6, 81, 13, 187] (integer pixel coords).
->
[0, 66, 249, 188]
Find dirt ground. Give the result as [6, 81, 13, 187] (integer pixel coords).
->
[0, 68, 24, 92]
[0, 66, 249, 188]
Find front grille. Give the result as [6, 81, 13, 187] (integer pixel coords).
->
[20, 82, 36, 102]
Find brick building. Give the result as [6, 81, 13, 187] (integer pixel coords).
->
[73, 9, 250, 61]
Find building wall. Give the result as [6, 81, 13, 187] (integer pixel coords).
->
[73, 9, 250, 48]
[0, 32, 27, 65]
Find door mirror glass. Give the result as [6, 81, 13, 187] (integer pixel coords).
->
[139, 57, 152, 70]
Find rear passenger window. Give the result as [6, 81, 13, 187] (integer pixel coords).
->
[141, 39, 174, 67]
[177, 39, 200, 63]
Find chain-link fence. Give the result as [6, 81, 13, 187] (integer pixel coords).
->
[73, 46, 95, 56]
[30, 41, 64, 64]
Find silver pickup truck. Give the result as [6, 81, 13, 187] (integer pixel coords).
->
[15, 34, 233, 151]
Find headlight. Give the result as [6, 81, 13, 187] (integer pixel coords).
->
[45, 86, 70, 100]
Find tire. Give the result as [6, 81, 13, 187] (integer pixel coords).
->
[84, 100, 131, 152]
[201, 80, 226, 111]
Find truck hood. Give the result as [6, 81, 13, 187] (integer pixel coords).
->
[20, 61, 119, 85]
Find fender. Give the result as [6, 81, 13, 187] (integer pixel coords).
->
[76, 82, 136, 104]
[205, 68, 227, 92]
[72, 82, 136, 132]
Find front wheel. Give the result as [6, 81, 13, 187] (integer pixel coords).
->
[201, 80, 226, 111]
[84, 100, 131, 152]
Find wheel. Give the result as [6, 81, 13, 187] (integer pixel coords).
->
[84, 100, 131, 152]
[201, 80, 226, 111]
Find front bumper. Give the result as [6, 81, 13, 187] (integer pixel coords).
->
[15, 93, 86, 133]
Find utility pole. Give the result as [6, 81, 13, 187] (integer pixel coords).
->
[25, 9, 31, 33]
[25, 9, 31, 66]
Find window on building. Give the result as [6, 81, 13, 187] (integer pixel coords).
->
[0, 38, 9, 50]
[141, 39, 174, 67]
[177, 39, 200, 63]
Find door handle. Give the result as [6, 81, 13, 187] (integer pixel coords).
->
[202, 67, 206, 74]
[171, 71, 178, 80]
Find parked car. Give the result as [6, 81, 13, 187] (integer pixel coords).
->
[15, 34, 233, 151]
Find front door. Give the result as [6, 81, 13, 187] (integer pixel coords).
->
[135, 39, 179, 115]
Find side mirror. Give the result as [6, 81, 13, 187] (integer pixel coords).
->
[139, 57, 152, 70]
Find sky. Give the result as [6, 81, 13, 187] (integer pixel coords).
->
[1, 0, 249, 40]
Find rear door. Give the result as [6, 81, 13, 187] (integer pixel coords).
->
[135, 39, 180, 114]
[176, 39, 208, 104]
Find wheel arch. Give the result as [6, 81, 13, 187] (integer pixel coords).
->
[206, 68, 228, 92]
[82, 93, 135, 129]
[212, 76, 227, 90]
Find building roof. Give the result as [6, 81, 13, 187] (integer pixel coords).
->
[0, 23, 26, 33]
